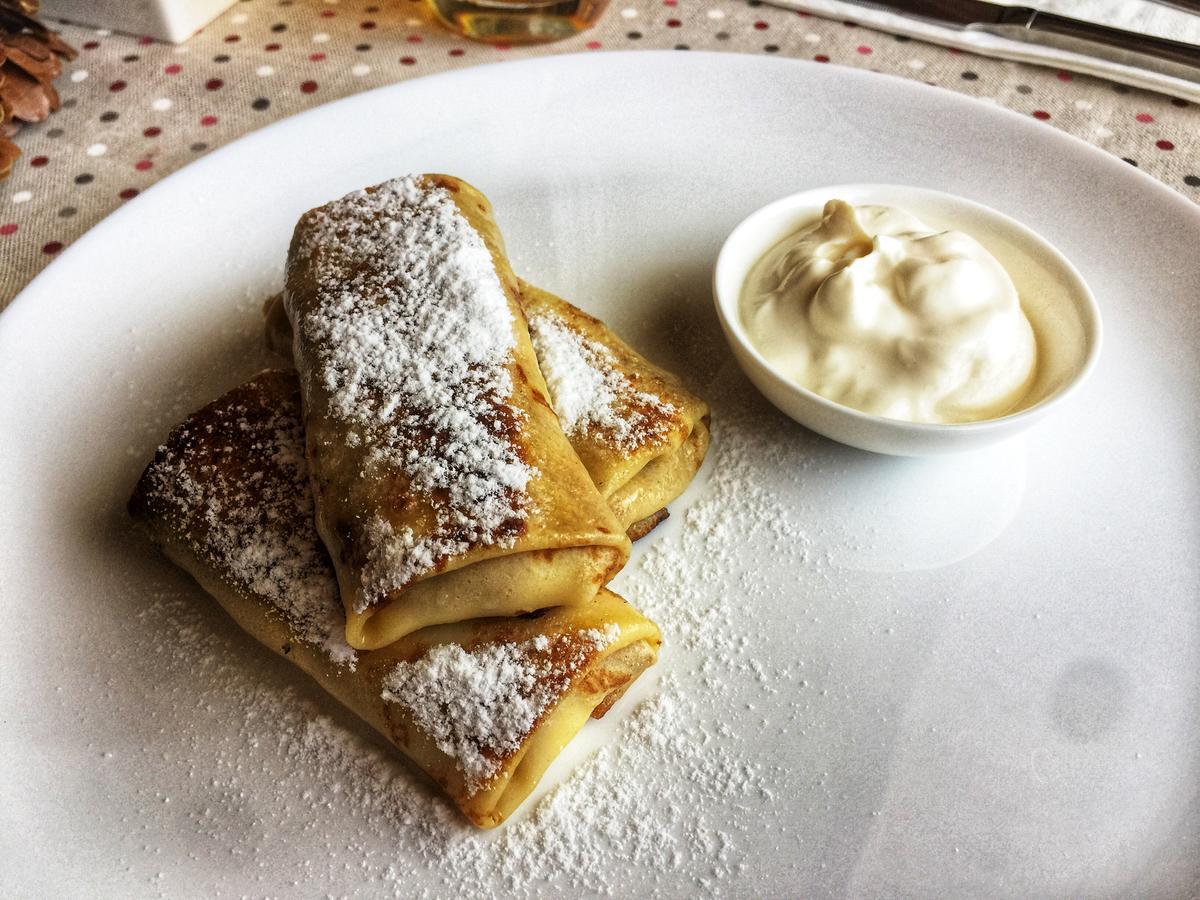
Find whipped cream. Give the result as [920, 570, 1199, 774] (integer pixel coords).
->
[739, 200, 1038, 424]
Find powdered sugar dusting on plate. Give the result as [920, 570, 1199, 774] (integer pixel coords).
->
[381, 625, 619, 795]
[528, 309, 675, 450]
[126, 378, 842, 896]
[289, 176, 534, 609]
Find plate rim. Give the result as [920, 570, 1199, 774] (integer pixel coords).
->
[3, 49, 1199, 336]
[1, 47, 1198, 896]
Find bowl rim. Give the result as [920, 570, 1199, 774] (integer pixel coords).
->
[712, 182, 1104, 436]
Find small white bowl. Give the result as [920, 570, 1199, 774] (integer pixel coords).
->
[713, 184, 1102, 456]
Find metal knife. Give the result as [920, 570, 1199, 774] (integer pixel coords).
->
[1146, 0, 1200, 15]
[851, 0, 1200, 83]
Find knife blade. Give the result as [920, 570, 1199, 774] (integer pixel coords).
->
[1145, 0, 1200, 15]
[851, 0, 1200, 83]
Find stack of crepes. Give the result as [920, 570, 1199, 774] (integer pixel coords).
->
[129, 175, 710, 828]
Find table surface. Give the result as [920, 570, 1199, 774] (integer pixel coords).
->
[0, 0, 1197, 311]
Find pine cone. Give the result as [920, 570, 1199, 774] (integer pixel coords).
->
[0, 1, 76, 179]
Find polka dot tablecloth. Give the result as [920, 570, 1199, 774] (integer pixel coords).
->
[1, 0, 1197, 309]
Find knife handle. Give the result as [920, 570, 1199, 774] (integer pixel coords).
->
[1028, 10, 1200, 74]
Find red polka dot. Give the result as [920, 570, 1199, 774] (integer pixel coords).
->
[400, 56, 416, 65]
[309, 52, 326, 61]
[43, 241, 63, 255]
[135, 159, 153, 171]
[663, 0, 677, 5]
[1136, 113, 1154, 123]
[586, 40, 601, 49]
[856, 44, 872, 54]
[494, 42, 511, 50]
[0, 224, 17, 236]
[361, 20, 377, 29]
[948, 47, 962, 55]
[1056, 70, 1072, 82]
[83, 40, 99, 50]
[407, 34, 423, 43]
[449, 48, 465, 56]
[753, 21, 768, 30]
[814, 54, 829, 63]
[667, 18, 682, 27]
[1032, 110, 1050, 120]
[109, 80, 127, 92]
[200, 114, 218, 126]
[225, 34, 240, 42]
[320, 9, 335, 16]
[164, 63, 182, 75]
[300, 80, 319, 93]
[143, 126, 161, 137]
[119, 188, 139, 200]
[138, 35, 154, 45]
[1157, 139, 1175, 150]
[30, 155, 48, 167]
[206, 78, 223, 90]
[265, 42, 281, 52]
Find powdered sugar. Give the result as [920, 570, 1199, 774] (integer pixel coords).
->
[528, 310, 675, 450]
[124, 376, 843, 897]
[134, 375, 356, 669]
[290, 176, 534, 608]
[381, 626, 619, 794]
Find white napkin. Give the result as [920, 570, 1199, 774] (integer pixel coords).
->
[41, 0, 240, 43]
[772, 0, 1200, 101]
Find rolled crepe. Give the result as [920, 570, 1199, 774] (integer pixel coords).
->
[128, 371, 661, 829]
[283, 175, 629, 649]
[520, 282, 710, 540]
[264, 282, 710, 541]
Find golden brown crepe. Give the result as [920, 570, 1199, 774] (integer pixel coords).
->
[283, 174, 629, 649]
[128, 371, 661, 829]
[264, 280, 710, 541]
[520, 282, 710, 539]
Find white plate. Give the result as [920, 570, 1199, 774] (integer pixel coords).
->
[1, 52, 1197, 898]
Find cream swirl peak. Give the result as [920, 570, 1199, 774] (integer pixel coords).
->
[740, 200, 1038, 424]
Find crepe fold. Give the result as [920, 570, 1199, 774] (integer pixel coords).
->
[128, 371, 661, 829]
[264, 282, 709, 542]
[283, 174, 629, 650]
[520, 282, 710, 540]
